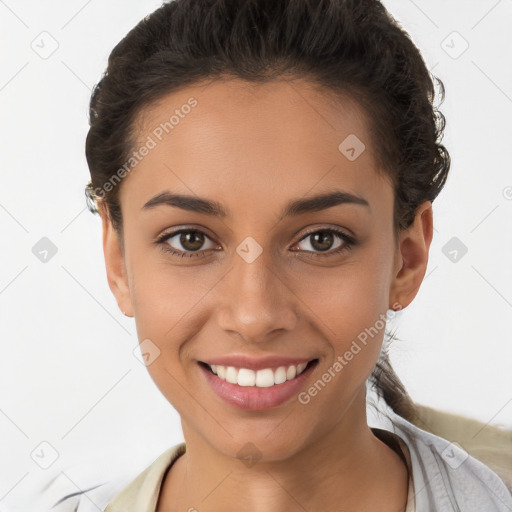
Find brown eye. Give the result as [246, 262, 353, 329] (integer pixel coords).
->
[306, 231, 337, 252]
[156, 226, 355, 260]
[175, 230, 206, 251]
[299, 229, 345, 252]
[157, 229, 218, 258]
[294, 228, 354, 257]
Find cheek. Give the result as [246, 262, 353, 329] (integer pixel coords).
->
[299, 252, 392, 332]
[292, 267, 391, 417]
[294, 243, 393, 370]
[127, 262, 203, 410]
[305, 273, 386, 373]
[131, 270, 202, 349]
[126, 235, 209, 333]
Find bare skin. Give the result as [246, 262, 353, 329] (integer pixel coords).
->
[100, 77, 432, 511]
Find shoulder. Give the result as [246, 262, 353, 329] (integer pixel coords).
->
[390, 410, 512, 512]
[44, 443, 186, 512]
[104, 442, 186, 512]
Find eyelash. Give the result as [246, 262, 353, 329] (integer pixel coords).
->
[154, 227, 356, 260]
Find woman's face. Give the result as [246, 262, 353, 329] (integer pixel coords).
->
[102, 78, 430, 461]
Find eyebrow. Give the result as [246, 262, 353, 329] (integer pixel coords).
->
[142, 189, 371, 218]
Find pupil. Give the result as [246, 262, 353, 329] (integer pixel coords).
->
[312, 231, 333, 251]
[181, 231, 203, 251]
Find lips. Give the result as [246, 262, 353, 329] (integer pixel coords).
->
[198, 358, 319, 410]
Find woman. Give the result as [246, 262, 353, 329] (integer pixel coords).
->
[81, 0, 512, 510]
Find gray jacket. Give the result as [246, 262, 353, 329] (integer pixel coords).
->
[374, 408, 512, 511]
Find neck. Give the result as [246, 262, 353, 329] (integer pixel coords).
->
[158, 388, 409, 512]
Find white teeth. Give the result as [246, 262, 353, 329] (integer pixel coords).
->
[238, 368, 255, 386]
[274, 366, 287, 384]
[286, 365, 296, 380]
[216, 365, 226, 380]
[255, 368, 274, 387]
[226, 366, 238, 384]
[206, 361, 312, 387]
[296, 362, 307, 374]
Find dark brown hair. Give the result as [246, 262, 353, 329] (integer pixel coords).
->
[85, 0, 450, 423]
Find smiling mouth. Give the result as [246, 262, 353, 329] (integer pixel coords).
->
[198, 359, 318, 388]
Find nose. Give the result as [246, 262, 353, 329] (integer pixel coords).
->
[215, 244, 298, 344]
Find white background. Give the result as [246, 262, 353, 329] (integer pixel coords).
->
[1, 0, 511, 510]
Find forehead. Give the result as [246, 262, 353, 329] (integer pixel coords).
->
[121, 78, 392, 214]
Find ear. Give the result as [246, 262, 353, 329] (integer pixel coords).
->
[98, 201, 134, 317]
[389, 200, 433, 310]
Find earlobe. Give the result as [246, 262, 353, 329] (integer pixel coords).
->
[389, 201, 433, 310]
[99, 201, 134, 317]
